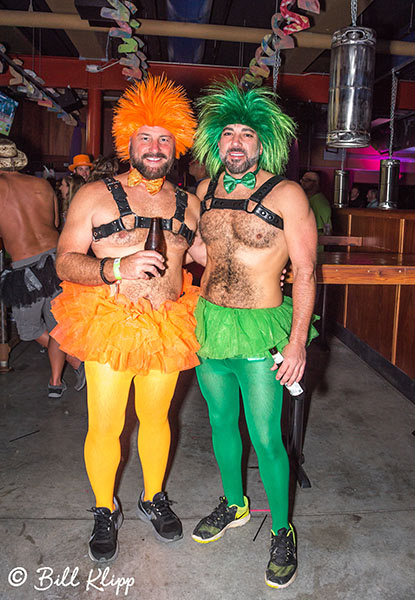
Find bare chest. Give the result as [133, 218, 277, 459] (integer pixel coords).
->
[93, 218, 189, 252]
[92, 195, 193, 252]
[200, 208, 281, 250]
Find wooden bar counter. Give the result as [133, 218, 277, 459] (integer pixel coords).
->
[316, 251, 415, 285]
[327, 208, 415, 397]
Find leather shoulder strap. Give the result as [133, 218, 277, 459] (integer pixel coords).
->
[249, 175, 285, 205]
[103, 177, 133, 217]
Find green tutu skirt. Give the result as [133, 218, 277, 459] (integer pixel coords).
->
[195, 295, 319, 360]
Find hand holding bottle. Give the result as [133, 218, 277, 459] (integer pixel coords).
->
[269, 346, 304, 396]
[144, 217, 166, 277]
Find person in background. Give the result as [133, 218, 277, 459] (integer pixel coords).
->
[187, 158, 208, 194]
[0, 139, 85, 398]
[69, 154, 93, 182]
[366, 188, 379, 208]
[89, 156, 120, 183]
[58, 174, 86, 226]
[300, 171, 332, 235]
[349, 185, 366, 208]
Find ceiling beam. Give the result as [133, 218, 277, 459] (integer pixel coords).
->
[46, 0, 104, 59]
[0, 10, 414, 56]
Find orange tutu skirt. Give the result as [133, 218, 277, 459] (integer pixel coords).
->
[51, 271, 200, 375]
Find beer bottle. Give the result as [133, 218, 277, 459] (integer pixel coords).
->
[144, 217, 166, 277]
[269, 346, 304, 396]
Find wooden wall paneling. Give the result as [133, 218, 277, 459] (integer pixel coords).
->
[403, 219, 415, 253]
[9, 99, 86, 170]
[345, 285, 396, 360]
[18, 101, 43, 158]
[332, 210, 349, 235]
[326, 284, 346, 326]
[395, 285, 415, 378]
[350, 212, 401, 252]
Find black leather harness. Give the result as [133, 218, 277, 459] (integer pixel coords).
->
[92, 177, 195, 244]
[200, 174, 285, 230]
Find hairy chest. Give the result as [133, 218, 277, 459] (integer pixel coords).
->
[200, 209, 281, 250]
[93, 222, 189, 251]
[92, 199, 194, 251]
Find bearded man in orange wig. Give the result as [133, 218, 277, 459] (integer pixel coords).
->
[51, 75, 205, 562]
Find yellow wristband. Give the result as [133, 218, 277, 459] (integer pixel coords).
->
[113, 257, 122, 281]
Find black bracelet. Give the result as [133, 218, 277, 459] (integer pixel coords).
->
[99, 257, 115, 285]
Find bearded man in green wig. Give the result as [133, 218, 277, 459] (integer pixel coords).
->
[191, 80, 318, 589]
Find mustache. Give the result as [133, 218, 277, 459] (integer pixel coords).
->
[142, 152, 168, 160]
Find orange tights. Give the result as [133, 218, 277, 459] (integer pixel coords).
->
[84, 361, 179, 510]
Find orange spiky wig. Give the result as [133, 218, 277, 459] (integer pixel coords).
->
[112, 75, 196, 161]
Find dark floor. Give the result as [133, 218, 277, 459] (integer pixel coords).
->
[1, 336, 414, 600]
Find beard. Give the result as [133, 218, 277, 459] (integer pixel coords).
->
[221, 146, 261, 175]
[131, 153, 174, 180]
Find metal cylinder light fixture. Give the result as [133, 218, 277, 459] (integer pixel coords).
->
[327, 27, 376, 147]
[378, 159, 399, 209]
[333, 170, 350, 207]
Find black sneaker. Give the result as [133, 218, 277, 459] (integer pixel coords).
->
[47, 379, 67, 399]
[265, 524, 297, 589]
[88, 499, 123, 562]
[73, 362, 86, 392]
[137, 491, 183, 543]
[192, 496, 250, 543]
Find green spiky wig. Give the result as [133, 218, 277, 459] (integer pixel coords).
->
[193, 79, 296, 177]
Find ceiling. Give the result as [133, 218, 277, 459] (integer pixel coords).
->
[1, 0, 415, 124]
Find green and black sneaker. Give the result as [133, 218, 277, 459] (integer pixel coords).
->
[265, 524, 297, 589]
[192, 496, 250, 543]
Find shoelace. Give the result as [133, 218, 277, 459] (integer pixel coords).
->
[88, 508, 113, 540]
[270, 530, 294, 563]
[205, 497, 230, 525]
[150, 495, 175, 519]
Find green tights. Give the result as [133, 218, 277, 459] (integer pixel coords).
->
[196, 355, 289, 532]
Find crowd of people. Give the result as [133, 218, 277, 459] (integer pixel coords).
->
[0, 73, 389, 590]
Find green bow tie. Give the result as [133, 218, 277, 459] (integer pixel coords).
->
[223, 169, 258, 194]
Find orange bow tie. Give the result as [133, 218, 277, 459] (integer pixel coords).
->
[127, 168, 165, 195]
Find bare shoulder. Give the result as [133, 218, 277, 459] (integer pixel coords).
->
[0, 172, 54, 200]
[186, 189, 201, 217]
[196, 177, 211, 200]
[68, 179, 106, 210]
[273, 179, 309, 213]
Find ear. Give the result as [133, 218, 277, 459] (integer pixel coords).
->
[259, 141, 263, 156]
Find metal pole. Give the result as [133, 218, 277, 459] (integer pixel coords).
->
[0, 11, 415, 56]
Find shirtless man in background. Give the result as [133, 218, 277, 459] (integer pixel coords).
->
[52, 76, 202, 562]
[0, 138, 83, 398]
[191, 80, 318, 589]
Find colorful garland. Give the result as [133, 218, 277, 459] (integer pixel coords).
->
[100, 0, 148, 82]
[241, 0, 320, 89]
[0, 45, 77, 126]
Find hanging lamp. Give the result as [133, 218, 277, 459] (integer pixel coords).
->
[327, 0, 376, 147]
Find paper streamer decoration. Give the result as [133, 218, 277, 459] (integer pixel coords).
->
[0, 45, 77, 126]
[100, 0, 148, 81]
[241, 0, 320, 89]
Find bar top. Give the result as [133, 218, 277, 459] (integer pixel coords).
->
[316, 252, 415, 284]
[286, 252, 415, 284]
[334, 208, 415, 220]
